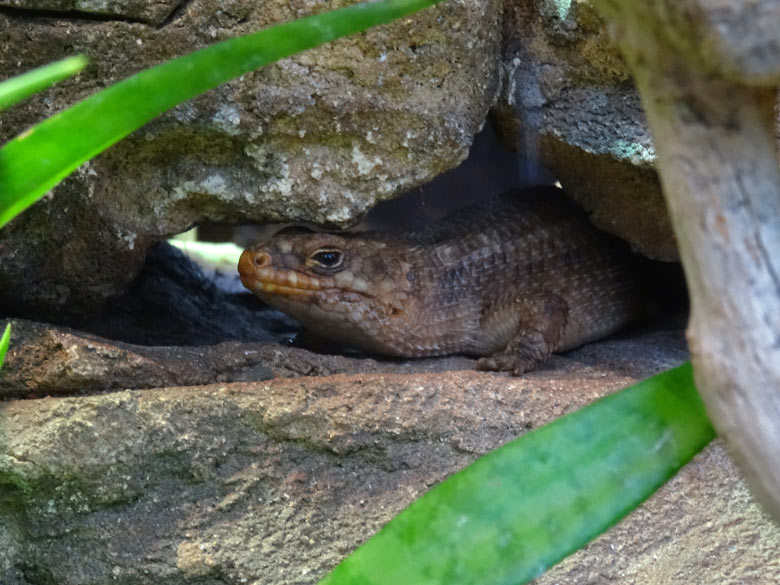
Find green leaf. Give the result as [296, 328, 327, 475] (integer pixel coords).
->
[0, 323, 10, 370]
[0, 0, 443, 229]
[320, 362, 714, 585]
[0, 55, 88, 111]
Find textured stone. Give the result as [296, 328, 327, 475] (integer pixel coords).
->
[0, 315, 480, 398]
[495, 0, 676, 261]
[0, 0, 501, 317]
[0, 0, 181, 25]
[1, 328, 778, 584]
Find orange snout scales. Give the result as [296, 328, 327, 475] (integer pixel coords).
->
[238, 248, 271, 291]
[238, 248, 323, 295]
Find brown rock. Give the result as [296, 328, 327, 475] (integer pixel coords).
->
[0, 316, 482, 398]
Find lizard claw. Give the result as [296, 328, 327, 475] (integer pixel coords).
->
[477, 352, 539, 376]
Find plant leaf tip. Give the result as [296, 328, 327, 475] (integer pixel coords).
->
[0, 322, 11, 370]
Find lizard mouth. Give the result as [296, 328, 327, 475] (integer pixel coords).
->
[238, 249, 324, 297]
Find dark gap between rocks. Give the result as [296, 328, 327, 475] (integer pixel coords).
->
[0, 4, 153, 26]
[154, 0, 194, 30]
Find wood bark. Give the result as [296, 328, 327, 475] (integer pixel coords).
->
[591, 0, 780, 519]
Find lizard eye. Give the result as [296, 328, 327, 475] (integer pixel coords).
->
[310, 248, 344, 268]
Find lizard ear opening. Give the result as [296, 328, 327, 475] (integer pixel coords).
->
[308, 248, 345, 270]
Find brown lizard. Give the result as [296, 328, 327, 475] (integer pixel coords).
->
[237, 186, 643, 374]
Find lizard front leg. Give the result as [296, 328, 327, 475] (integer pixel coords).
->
[477, 291, 569, 375]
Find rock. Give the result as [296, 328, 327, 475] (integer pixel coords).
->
[0, 315, 480, 398]
[1, 327, 778, 584]
[538, 444, 780, 585]
[0, 0, 181, 25]
[495, 0, 676, 261]
[0, 0, 502, 317]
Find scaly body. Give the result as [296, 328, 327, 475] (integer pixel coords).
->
[238, 187, 643, 374]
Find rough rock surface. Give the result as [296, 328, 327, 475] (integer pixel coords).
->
[1, 328, 779, 584]
[495, 0, 675, 261]
[0, 0, 502, 317]
[0, 0, 182, 25]
[0, 315, 483, 398]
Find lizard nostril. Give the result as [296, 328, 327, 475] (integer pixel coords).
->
[253, 251, 271, 268]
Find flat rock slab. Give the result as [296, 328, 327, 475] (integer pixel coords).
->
[1, 326, 778, 584]
[0, 313, 688, 398]
[0, 316, 480, 397]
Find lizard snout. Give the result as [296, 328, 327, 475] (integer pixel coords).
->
[238, 246, 326, 296]
[238, 248, 271, 288]
[238, 248, 271, 273]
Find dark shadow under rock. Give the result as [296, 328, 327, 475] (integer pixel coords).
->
[68, 241, 299, 346]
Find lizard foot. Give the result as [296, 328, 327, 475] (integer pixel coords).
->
[477, 291, 568, 376]
[477, 348, 545, 376]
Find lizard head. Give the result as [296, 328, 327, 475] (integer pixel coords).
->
[238, 227, 412, 324]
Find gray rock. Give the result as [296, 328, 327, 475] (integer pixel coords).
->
[495, 0, 676, 261]
[0, 0, 502, 317]
[0, 0, 181, 25]
[1, 328, 778, 584]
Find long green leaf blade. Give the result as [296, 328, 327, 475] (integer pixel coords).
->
[320, 362, 714, 585]
[0, 0, 442, 229]
[0, 55, 88, 111]
[0, 323, 10, 370]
